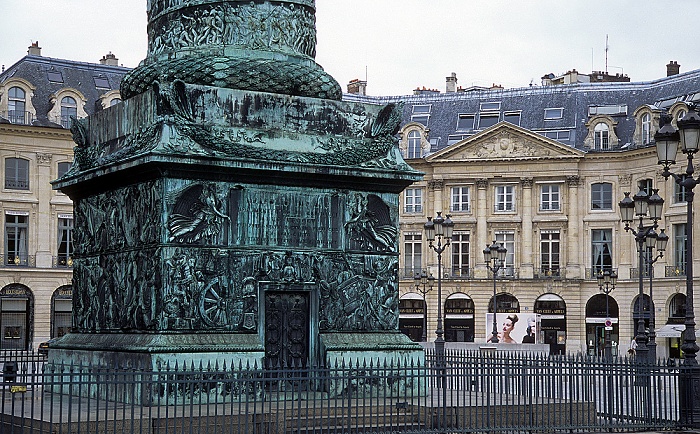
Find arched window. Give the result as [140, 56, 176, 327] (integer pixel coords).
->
[398, 293, 425, 342]
[594, 123, 609, 150]
[0, 284, 33, 350]
[407, 130, 421, 159]
[669, 293, 687, 321]
[488, 293, 520, 313]
[641, 113, 651, 145]
[109, 98, 122, 107]
[8, 87, 26, 124]
[60, 96, 78, 128]
[445, 293, 475, 342]
[677, 109, 687, 123]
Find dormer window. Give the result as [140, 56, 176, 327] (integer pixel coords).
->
[641, 113, 652, 145]
[60, 96, 77, 128]
[8, 87, 27, 124]
[407, 130, 421, 159]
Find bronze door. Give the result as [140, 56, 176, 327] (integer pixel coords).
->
[265, 292, 309, 367]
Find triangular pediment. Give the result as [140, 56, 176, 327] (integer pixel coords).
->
[427, 122, 585, 162]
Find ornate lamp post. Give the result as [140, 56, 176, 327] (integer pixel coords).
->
[619, 185, 665, 364]
[414, 270, 435, 342]
[646, 224, 669, 361]
[655, 108, 700, 426]
[484, 241, 507, 344]
[424, 212, 454, 359]
[596, 269, 617, 361]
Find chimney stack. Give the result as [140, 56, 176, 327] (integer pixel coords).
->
[667, 61, 680, 77]
[100, 52, 119, 66]
[346, 79, 367, 96]
[27, 41, 42, 56]
[446, 72, 458, 93]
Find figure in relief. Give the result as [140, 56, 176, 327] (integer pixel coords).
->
[169, 184, 230, 244]
[345, 193, 397, 252]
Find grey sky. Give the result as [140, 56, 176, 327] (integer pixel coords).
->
[2, 0, 698, 96]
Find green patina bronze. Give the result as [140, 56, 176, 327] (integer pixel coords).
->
[121, 0, 341, 100]
[52, 0, 423, 386]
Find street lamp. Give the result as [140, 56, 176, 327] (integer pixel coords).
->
[619, 185, 665, 364]
[646, 225, 669, 361]
[655, 108, 700, 426]
[424, 212, 454, 359]
[484, 241, 507, 344]
[596, 269, 617, 361]
[414, 270, 435, 342]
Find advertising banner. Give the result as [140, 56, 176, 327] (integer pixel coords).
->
[485, 313, 541, 344]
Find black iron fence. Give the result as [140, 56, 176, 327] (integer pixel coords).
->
[0, 349, 687, 433]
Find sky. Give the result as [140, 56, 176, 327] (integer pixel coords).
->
[1, 0, 699, 96]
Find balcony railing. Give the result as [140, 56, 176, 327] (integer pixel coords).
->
[3, 254, 35, 267]
[53, 255, 74, 268]
[2, 110, 35, 125]
[447, 267, 472, 279]
[665, 266, 686, 277]
[630, 268, 653, 279]
[585, 267, 617, 280]
[399, 268, 427, 279]
[534, 267, 565, 279]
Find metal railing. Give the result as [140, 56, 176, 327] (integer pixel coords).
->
[534, 267, 565, 278]
[666, 265, 687, 277]
[1, 254, 35, 268]
[0, 349, 686, 433]
[586, 267, 618, 280]
[1, 110, 35, 125]
[52, 255, 73, 268]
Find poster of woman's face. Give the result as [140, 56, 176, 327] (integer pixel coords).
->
[485, 313, 540, 344]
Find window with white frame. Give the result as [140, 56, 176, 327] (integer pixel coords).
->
[674, 223, 687, 275]
[638, 178, 653, 196]
[540, 184, 560, 211]
[675, 175, 689, 203]
[478, 113, 499, 129]
[457, 114, 475, 130]
[8, 87, 27, 124]
[544, 108, 563, 120]
[451, 232, 470, 277]
[591, 229, 613, 274]
[641, 113, 652, 145]
[57, 216, 74, 267]
[404, 233, 422, 277]
[594, 123, 610, 150]
[5, 213, 28, 266]
[404, 188, 422, 213]
[407, 130, 421, 159]
[495, 232, 515, 276]
[451, 186, 470, 212]
[591, 182, 612, 210]
[503, 111, 521, 126]
[540, 231, 560, 276]
[495, 185, 515, 212]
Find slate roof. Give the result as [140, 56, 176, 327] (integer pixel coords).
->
[0, 54, 131, 127]
[344, 69, 700, 153]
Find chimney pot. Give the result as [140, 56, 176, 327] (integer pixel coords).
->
[27, 41, 42, 56]
[667, 61, 680, 77]
[446, 72, 458, 93]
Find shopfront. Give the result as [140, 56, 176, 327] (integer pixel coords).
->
[534, 293, 567, 355]
[444, 293, 474, 342]
[585, 294, 619, 356]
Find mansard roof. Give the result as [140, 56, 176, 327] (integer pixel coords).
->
[344, 69, 700, 153]
[0, 54, 130, 127]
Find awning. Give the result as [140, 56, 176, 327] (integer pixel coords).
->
[655, 324, 685, 338]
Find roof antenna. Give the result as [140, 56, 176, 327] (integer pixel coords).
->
[605, 34, 609, 74]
